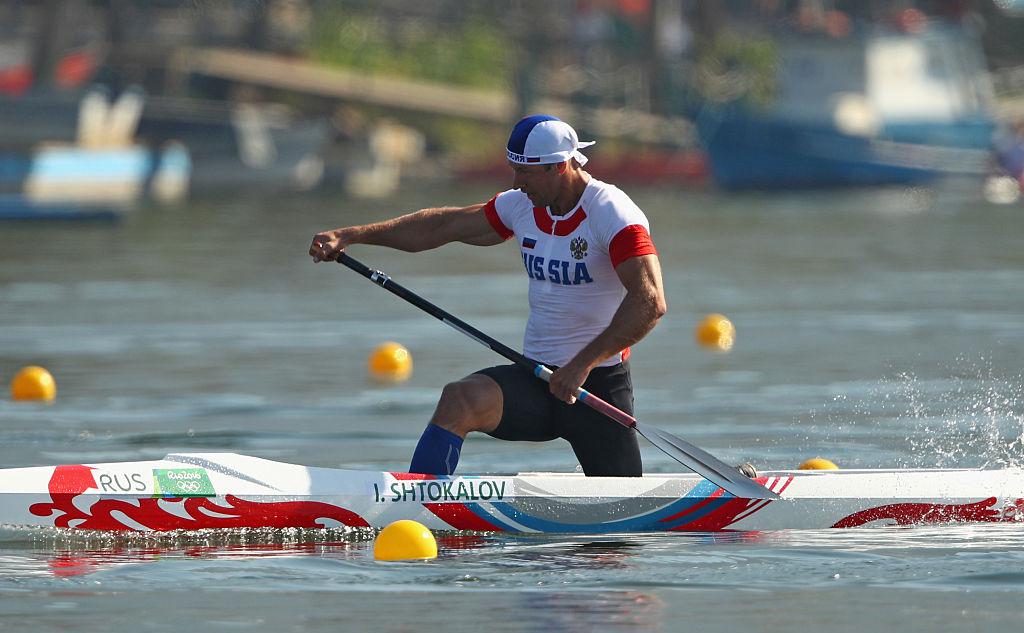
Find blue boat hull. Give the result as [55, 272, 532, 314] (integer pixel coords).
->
[701, 114, 995, 190]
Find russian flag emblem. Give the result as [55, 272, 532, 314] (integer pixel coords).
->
[522, 237, 537, 249]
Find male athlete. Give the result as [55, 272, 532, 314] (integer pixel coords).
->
[309, 114, 666, 477]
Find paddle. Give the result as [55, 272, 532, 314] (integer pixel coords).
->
[337, 252, 779, 500]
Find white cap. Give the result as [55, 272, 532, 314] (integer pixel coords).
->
[506, 114, 596, 166]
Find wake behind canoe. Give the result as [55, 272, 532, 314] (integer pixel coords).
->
[1, 453, 1022, 532]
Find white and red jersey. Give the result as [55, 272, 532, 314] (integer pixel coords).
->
[483, 177, 657, 368]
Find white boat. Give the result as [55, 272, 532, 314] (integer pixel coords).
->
[2, 453, 1023, 533]
[698, 23, 997, 189]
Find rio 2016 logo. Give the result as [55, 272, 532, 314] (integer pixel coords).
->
[153, 468, 216, 498]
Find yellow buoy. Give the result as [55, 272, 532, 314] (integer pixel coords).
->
[798, 457, 839, 470]
[694, 313, 735, 351]
[373, 519, 437, 561]
[368, 342, 413, 383]
[10, 366, 57, 402]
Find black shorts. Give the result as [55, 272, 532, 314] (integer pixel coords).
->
[475, 361, 642, 477]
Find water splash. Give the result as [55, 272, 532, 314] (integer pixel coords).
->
[880, 358, 1024, 469]
[799, 358, 1024, 469]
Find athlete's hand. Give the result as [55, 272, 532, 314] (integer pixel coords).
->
[309, 229, 348, 263]
[549, 360, 591, 405]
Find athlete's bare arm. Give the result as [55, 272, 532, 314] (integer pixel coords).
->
[548, 254, 667, 403]
[310, 204, 504, 262]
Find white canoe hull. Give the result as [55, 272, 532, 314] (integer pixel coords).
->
[2, 453, 1023, 533]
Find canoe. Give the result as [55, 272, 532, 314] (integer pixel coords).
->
[3, 453, 1023, 533]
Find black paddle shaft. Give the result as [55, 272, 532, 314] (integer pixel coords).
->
[337, 253, 531, 369]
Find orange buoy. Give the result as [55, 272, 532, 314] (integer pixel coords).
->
[368, 342, 412, 383]
[798, 457, 839, 470]
[10, 366, 57, 402]
[374, 520, 437, 561]
[695, 313, 735, 351]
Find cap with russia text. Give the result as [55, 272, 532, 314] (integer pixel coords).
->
[506, 115, 596, 166]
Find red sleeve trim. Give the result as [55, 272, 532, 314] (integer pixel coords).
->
[483, 195, 513, 241]
[609, 224, 657, 268]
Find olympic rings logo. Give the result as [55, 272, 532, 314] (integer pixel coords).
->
[176, 480, 203, 493]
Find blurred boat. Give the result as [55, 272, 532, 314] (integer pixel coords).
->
[134, 98, 327, 195]
[0, 146, 149, 220]
[0, 92, 326, 205]
[0, 88, 190, 221]
[698, 23, 997, 190]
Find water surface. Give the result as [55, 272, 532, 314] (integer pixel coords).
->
[1, 181, 1022, 631]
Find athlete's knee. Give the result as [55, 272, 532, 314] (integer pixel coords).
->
[432, 375, 502, 435]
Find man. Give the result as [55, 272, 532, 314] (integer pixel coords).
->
[309, 114, 666, 477]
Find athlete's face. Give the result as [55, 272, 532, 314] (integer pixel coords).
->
[509, 161, 564, 208]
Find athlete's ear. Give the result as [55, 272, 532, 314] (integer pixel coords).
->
[557, 161, 567, 174]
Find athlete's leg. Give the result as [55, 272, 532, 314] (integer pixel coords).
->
[559, 363, 642, 477]
[409, 373, 503, 475]
[479, 364, 559, 442]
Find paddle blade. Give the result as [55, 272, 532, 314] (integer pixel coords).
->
[636, 422, 780, 500]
